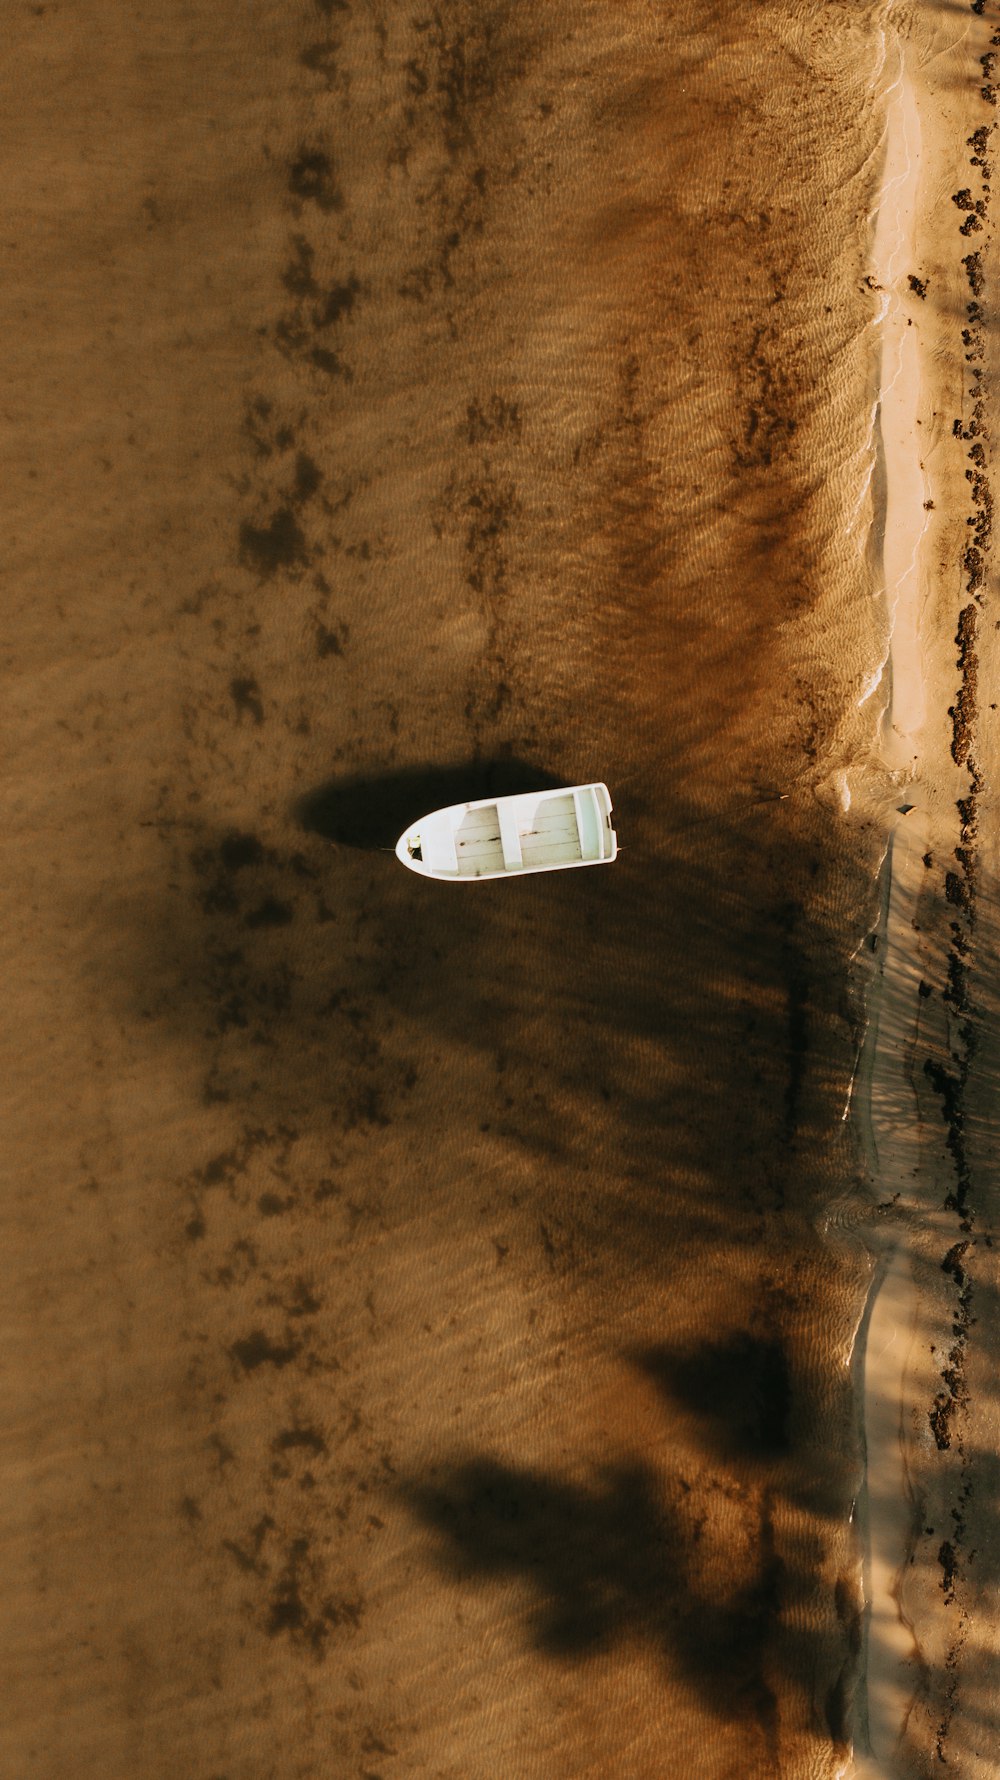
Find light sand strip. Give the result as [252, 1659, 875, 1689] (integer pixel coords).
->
[851, 42, 934, 1780]
[852, 815, 930, 1779]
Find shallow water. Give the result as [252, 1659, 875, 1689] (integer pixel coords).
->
[2, 4, 929, 1777]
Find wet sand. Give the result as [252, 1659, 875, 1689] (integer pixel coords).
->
[1, 4, 996, 1778]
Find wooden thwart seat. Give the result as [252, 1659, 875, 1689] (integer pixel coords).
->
[497, 804, 524, 870]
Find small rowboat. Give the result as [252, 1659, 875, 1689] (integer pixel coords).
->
[395, 782, 617, 882]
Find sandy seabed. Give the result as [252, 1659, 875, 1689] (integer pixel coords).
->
[1, 4, 998, 1778]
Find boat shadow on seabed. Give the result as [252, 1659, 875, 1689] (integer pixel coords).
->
[293, 759, 564, 852]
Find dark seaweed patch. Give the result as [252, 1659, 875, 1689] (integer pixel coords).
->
[465, 393, 521, 445]
[238, 508, 308, 579]
[288, 148, 343, 212]
[229, 677, 265, 724]
[309, 346, 353, 379]
[245, 897, 294, 929]
[266, 1538, 363, 1654]
[300, 41, 341, 87]
[220, 832, 266, 871]
[257, 1191, 291, 1216]
[272, 1425, 328, 1456]
[293, 452, 322, 505]
[316, 278, 361, 327]
[315, 620, 348, 658]
[282, 234, 317, 297]
[230, 1330, 302, 1372]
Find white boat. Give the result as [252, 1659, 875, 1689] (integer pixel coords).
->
[395, 782, 618, 882]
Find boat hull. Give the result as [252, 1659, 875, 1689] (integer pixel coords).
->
[395, 783, 617, 882]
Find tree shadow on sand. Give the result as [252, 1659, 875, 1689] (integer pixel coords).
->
[111, 759, 883, 1764]
[398, 1329, 853, 1745]
[117, 761, 879, 1272]
[636, 1333, 793, 1463]
[402, 1455, 783, 1730]
[392, 866, 1000, 1759]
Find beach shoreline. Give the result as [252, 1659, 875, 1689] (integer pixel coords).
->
[850, 7, 998, 1774]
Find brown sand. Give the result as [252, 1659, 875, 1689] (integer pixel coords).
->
[2, 4, 980, 1778]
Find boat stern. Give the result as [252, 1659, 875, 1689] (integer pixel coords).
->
[592, 782, 618, 861]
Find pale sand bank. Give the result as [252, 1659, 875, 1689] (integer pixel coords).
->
[851, 6, 1000, 1775]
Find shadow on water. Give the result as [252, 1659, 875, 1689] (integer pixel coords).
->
[120, 753, 880, 1293]
[401, 1449, 783, 1730]
[114, 763, 881, 1757]
[294, 759, 564, 849]
[397, 1327, 860, 1739]
[636, 1333, 792, 1462]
